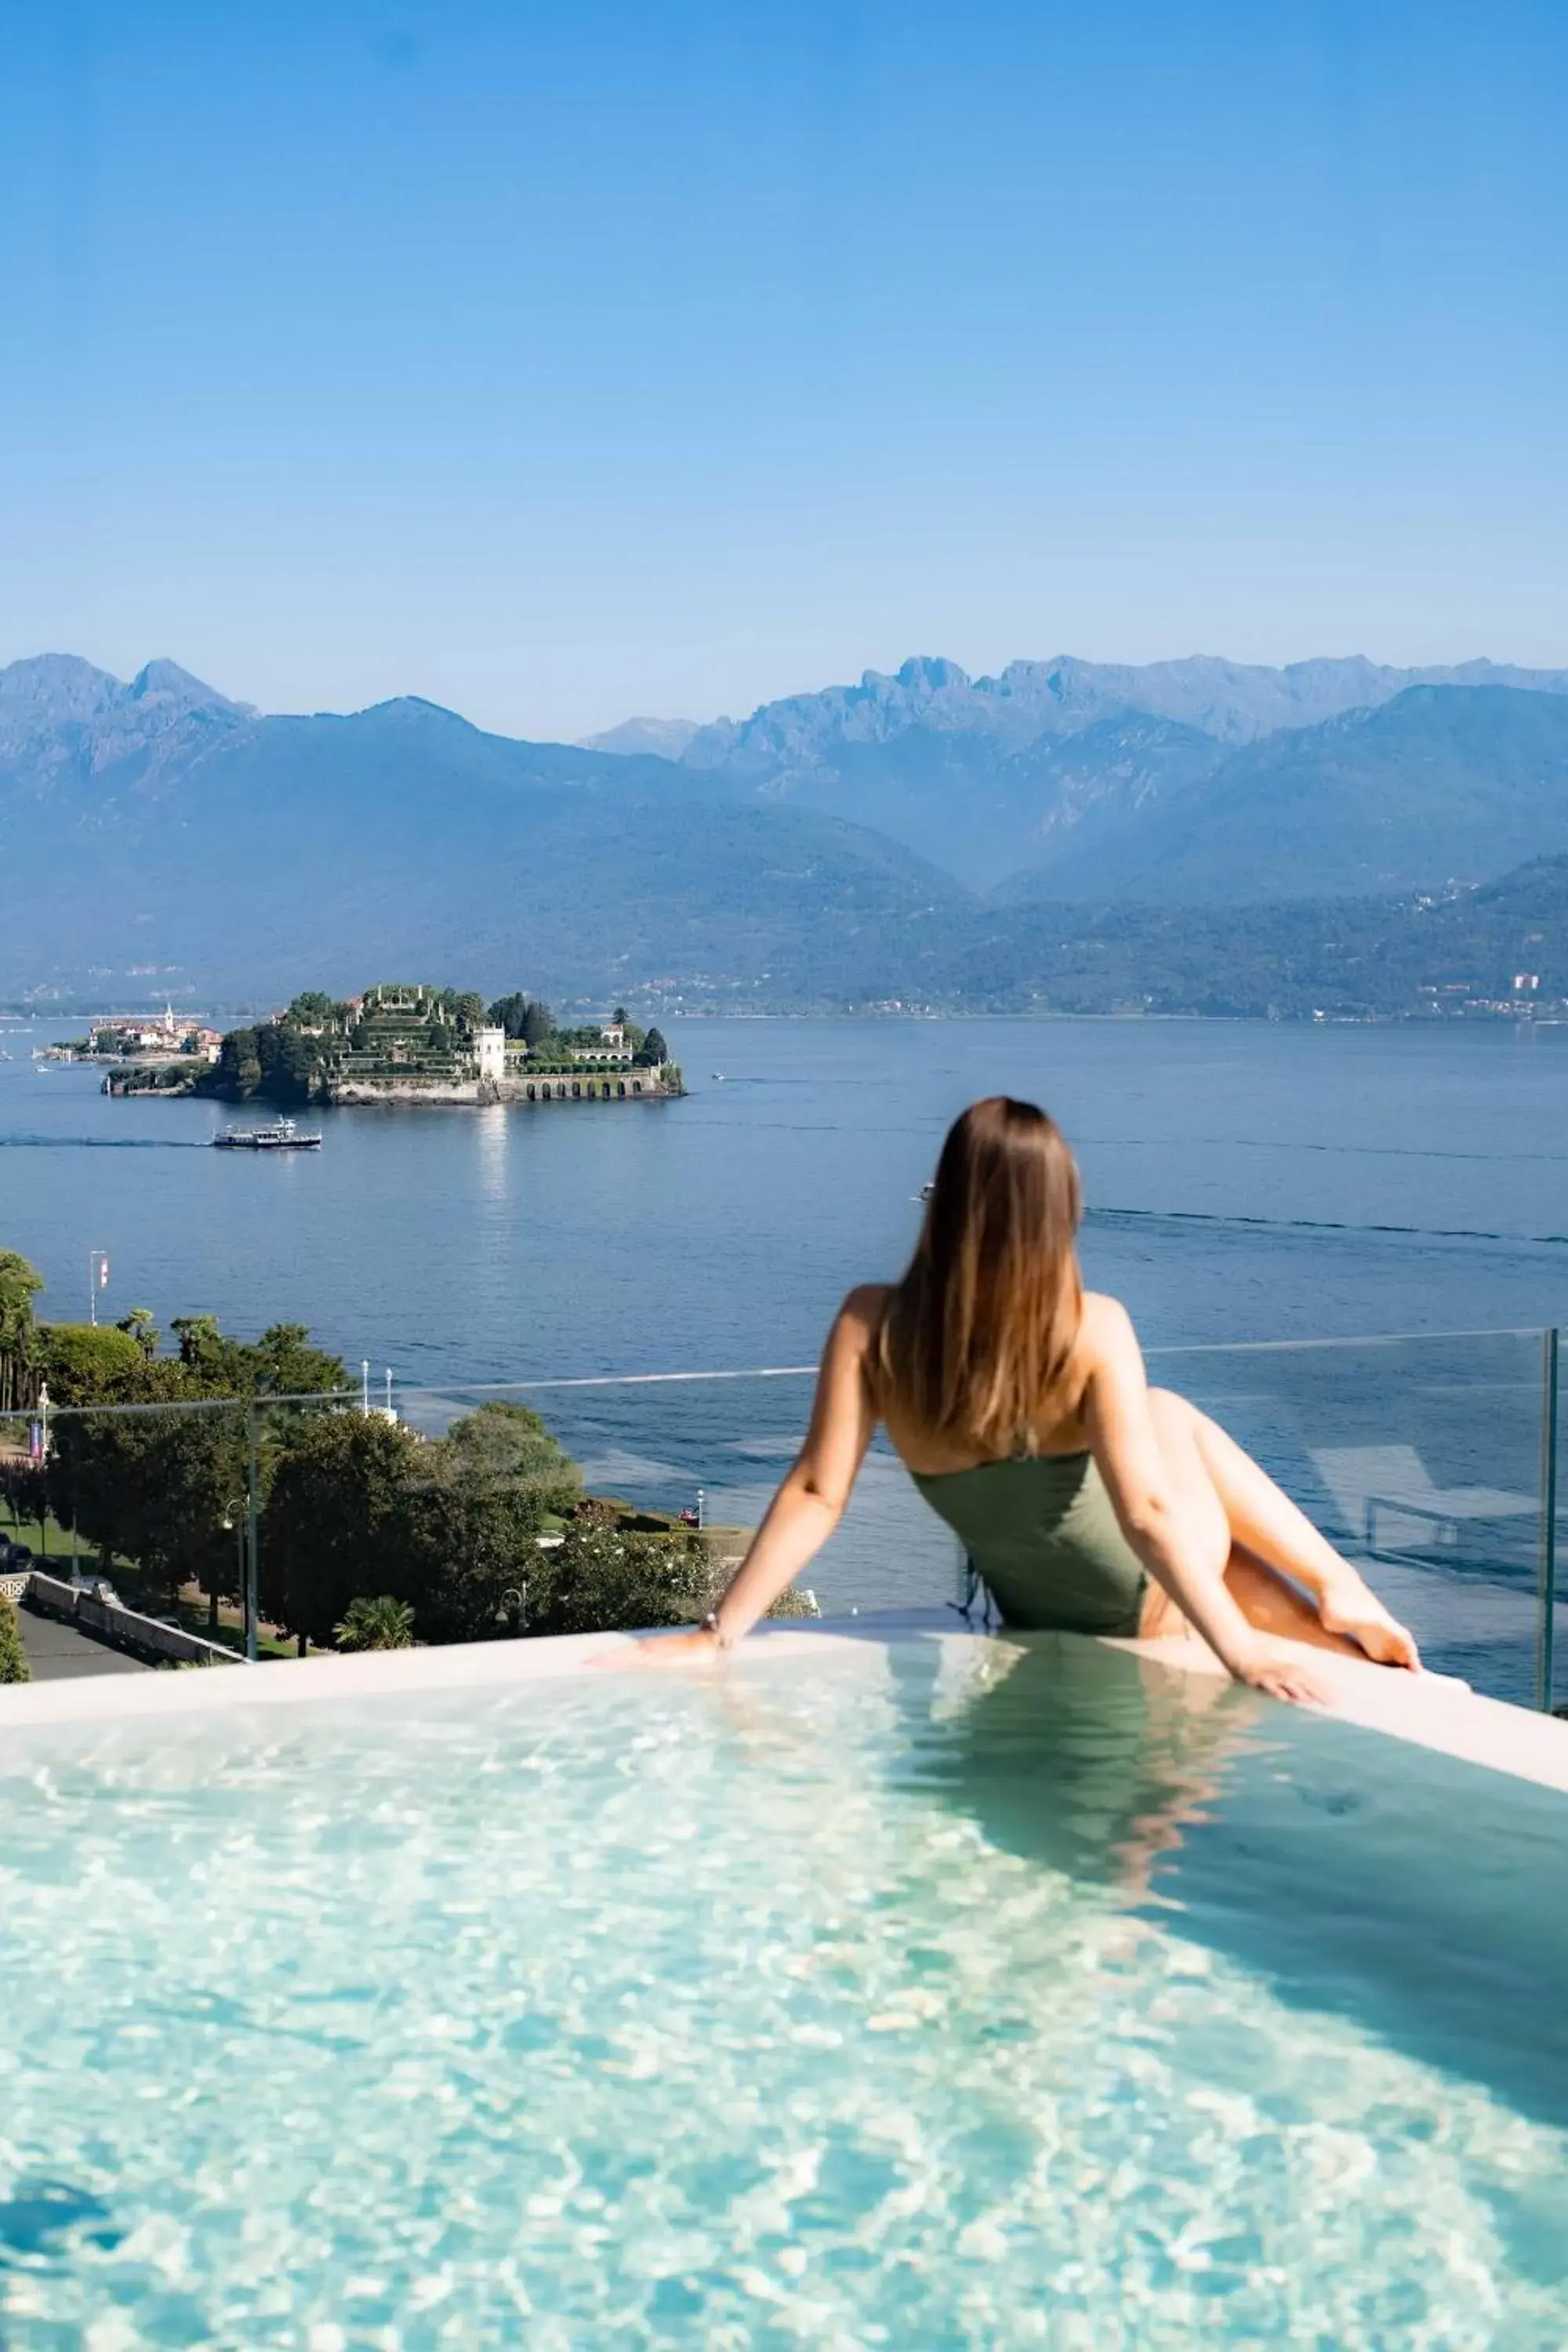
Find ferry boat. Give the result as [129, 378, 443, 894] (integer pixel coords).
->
[212, 1116, 322, 1152]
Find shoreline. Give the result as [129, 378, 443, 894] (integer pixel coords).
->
[15, 1004, 1568, 1034]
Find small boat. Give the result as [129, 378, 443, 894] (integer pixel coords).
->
[212, 1116, 322, 1152]
[711, 1071, 727, 1081]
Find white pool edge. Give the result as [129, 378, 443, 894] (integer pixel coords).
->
[3, 1610, 1567, 1795]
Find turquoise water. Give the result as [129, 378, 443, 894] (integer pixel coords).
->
[2, 1638, 1566, 2347]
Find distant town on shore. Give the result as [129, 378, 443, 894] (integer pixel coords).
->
[56, 987, 684, 1109]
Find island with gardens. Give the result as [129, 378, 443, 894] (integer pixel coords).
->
[100, 985, 684, 1108]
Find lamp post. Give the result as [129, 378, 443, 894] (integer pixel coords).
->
[36, 1384, 50, 1562]
[88, 1250, 110, 1326]
[219, 1501, 245, 1639]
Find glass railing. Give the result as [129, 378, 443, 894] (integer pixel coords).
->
[1148, 1330, 1557, 1710]
[2, 1328, 1562, 1708]
[396, 1369, 961, 1624]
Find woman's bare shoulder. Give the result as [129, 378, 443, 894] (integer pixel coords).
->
[838, 1283, 892, 1338]
[1078, 1290, 1138, 1361]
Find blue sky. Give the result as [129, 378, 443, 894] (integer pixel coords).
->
[3, 0, 1565, 739]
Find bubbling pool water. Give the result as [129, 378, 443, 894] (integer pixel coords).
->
[1, 1638, 1566, 2347]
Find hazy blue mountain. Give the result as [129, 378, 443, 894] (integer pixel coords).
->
[946, 855, 1568, 1021]
[9, 653, 1568, 1014]
[0, 654, 253, 801]
[581, 716, 701, 759]
[0, 674, 964, 1004]
[671, 706, 1223, 891]
[673, 653, 1568, 887]
[997, 686, 1568, 903]
[678, 651, 1568, 766]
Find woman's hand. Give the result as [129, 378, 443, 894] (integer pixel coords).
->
[639, 1625, 724, 1662]
[1317, 1577, 1422, 1670]
[1229, 1636, 1334, 1708]
[587, 1625, 725, 1670]
[599, 1291, 878, 1675]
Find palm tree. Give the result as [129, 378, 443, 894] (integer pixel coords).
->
[117, 1307, 162, 1360]
[332, 1594, 416, 1651]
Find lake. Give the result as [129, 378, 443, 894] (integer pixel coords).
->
[6, 1015, 1568, 1367]
[5, 1014, 1567, 1689]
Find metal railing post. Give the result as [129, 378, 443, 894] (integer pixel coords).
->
[1537, 1328, 1559, 1714]
[245, 1399, 260, 1663]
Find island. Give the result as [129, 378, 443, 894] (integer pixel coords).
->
[43, 1005, 225, 1069]
[101, 985, 684, 1108]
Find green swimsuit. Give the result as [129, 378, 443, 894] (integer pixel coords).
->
[910, 1451, 1148, 1638]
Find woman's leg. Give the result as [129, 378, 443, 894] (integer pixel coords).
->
[1154, 1389, 1418, 1664]
[1139, 1389, 1410, 1663]
[1172, 1395, 1355, 1592]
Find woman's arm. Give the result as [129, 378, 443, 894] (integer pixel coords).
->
[642, 1287, 882, 1656]
[1081, 1300, 1330, 1706]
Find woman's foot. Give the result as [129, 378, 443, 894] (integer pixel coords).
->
[1317, 1575, 1422, 1670]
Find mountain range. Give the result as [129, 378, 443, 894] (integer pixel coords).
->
[590, 652, 1568, 891]
[3, 649, 1568, 1014]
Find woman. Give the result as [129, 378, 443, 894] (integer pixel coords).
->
[655, 1097, 1421, 1705]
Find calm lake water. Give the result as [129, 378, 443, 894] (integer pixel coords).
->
[5, 1014, 1567, 1370]
[5, 1014, 1567, 1690]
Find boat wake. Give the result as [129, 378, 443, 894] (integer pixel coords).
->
[0, 1134, 209, 1151]
[1087, 1203, 1568, 1250]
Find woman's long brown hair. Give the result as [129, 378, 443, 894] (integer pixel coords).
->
[876, 1097, 1083, 1457]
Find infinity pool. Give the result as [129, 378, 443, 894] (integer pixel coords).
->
[2, 1635, 1566, 2347]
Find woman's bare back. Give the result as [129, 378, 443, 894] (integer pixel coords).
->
[868, 1284, 1123, 1477]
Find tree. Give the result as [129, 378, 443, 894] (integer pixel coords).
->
[387, 1404, 565, 1642]
[241, 1323, 349, 1397]
[117, 1307, 162, 1360]
[260, 1401, 572, 1652]
[285, 992, 335, 1029]
[528, 1524, 704, 1637]
[389, 1472, 547, 1644]
[169, 1314, 346, 1401]
[46, 1359, 249, 1605]
[201, 1018, 331, 1105]
[435, 1401, 580, 1515]
[487, 992, 526, 1036]
[170, 1314, 224, 1375]
[487, 994, 554, 1048]
[333, 1595, 416, 1650]
[260, 1411, 419, 1650]
[0, 1457, 47, 1533]
[0, 1595, 27, 1685]
[0, 1250, 42, 1414]
[211, 1026, 263, 1097]
[633, 1026, 669, 1068]
[452, 992, 487, 1033]
[34, 1323, 143, 1405]
[256, 1022, 329, 1104]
